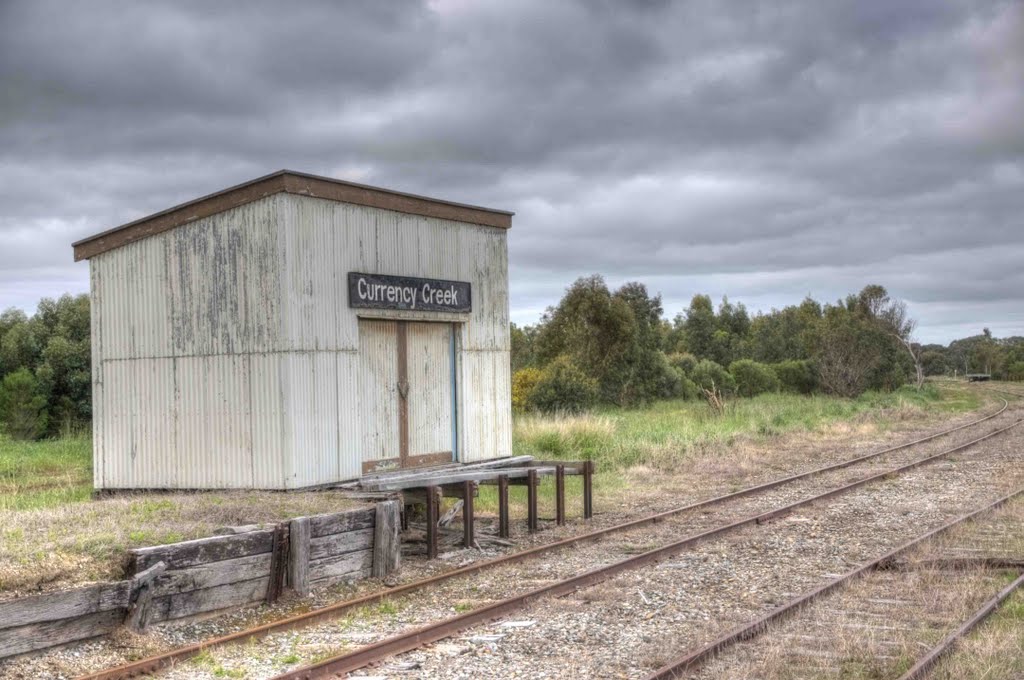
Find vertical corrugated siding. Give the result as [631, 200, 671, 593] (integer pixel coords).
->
[458, 350, 512, 462]
[248, 353, 285, 488]
[174, 356, 253, 488]
[335, 350, 362, 480]
[93, 197, 286, 489]
[282, 352, 339, 488]
[93, 192, 510, 488]
[407, 322, 453, 458]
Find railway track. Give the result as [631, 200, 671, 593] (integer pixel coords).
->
[78, 393, 1020, 680]
[649, 489, 1024, 679]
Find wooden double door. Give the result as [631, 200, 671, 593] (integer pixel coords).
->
[359, 320, 457, 473]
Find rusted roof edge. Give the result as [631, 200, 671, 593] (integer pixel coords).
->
[72, 170, 513, 261]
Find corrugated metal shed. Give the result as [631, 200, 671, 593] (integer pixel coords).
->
[80, 172, 513, 490]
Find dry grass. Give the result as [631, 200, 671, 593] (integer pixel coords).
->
[929, 585, 1024, 680]
[0, 490, 360, 597]
[691, 496, 1024, 679]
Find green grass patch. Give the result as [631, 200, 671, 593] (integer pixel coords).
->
[0, 434, 92, 511]
[476, 384, 981, 516]
[513, 384, 974, 472]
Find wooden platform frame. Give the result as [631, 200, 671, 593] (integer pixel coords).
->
[359, 456, 594, 558]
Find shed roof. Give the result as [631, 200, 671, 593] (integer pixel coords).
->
[72, 170, 514, 261]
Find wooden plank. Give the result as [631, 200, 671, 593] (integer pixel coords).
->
[0, 609, 124, 658]
[498, 474, 510, 538]
[360, 456, 537, 487]
[309, 507, 376, 539]
[373, 500, 401, 578]
[124, 561, 167, 633]
[426, 485, 440, 560]
[363, 466, 557, 492]
[556, 465, 565, 526]
[153, 553, 273, 596]
[308, 549, 374, 582]
[528, 468, 539, 533]
[403, 484, 478, 503]
[309, 528, 374, 561]
[359, 455, 534, 483]
[266, 523, 290, 603]
[463, 481, 476, 548]
[149, 577, 271, 623]
[289, 517, 311, 597]
[130, 529, 274, 571]
[0, 581, 131, 630]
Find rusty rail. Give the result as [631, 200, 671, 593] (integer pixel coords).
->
[268, 417, 1022, 680]
[76, 400, 1011, 680]
[897, 570, 1024, 680]
[644, 488, 1024, 679]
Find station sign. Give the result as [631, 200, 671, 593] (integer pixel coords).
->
[348, 272, 472, 313]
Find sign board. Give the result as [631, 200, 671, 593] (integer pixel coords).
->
[348, 272, 472, 313]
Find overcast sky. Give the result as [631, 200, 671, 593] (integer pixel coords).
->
[1, 1, 1021, 344]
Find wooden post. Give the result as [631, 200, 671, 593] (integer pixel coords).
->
[498, 474, 510, 538]
[373, 500, 401, 578]
[463, 480, 476, 548]
[266, 523, 290, 604]
[124, 561, 167, 633]
[583, 460, 594, 520]
[426, 485, 440, 560]
[527, 468, 538, 533]
[556, 464, 565, 526]
[288, 517, 311, 597]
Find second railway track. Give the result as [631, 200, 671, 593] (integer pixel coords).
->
[75, 392, 1021, 680]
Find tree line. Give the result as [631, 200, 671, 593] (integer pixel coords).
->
[511, 276, 1024, 413]
[0, 285, 1021, 438]
[0, 294, 91, 439]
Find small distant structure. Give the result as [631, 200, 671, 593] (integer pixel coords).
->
[966, 373, 991, 382]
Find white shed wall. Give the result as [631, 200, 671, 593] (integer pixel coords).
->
[92, 193, 511, 489]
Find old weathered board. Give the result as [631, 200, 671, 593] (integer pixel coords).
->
[0, 581, 130, 630]
[124, 561, 167, 633]
[288, 516, 312, 597]
[373, 500, 401, 578]
[0, 609, 125, 658]
[309, 550, 374, 583]
[154, 553, 273, 595]
[348, 272, 472, 313]
[150, 577, 272, 623]
[0, 502, 396, 660]
[309, 506, 376, 538]
[131, 529, 275, 571]
[308, 527, 374, 561]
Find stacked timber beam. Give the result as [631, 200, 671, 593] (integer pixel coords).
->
[0, 502, 400, 660]
[360, 456, 595, 559]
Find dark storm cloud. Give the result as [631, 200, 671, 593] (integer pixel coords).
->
[0, 0, 1021, 343]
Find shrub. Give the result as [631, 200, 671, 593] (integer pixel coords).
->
[678, 376, 701, 400]
[0, 368, 48, 440]
[1008, 361, 1024, 381]
[771, 360, 819, 394]
[528, 356, 599, 414]
[511, 367, 544, 412]
[690, 359, 736, 395]
[666, 352, 698, 377]
[729, 359, 781, 397]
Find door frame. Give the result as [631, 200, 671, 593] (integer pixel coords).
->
[361, 319, 461, 474]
